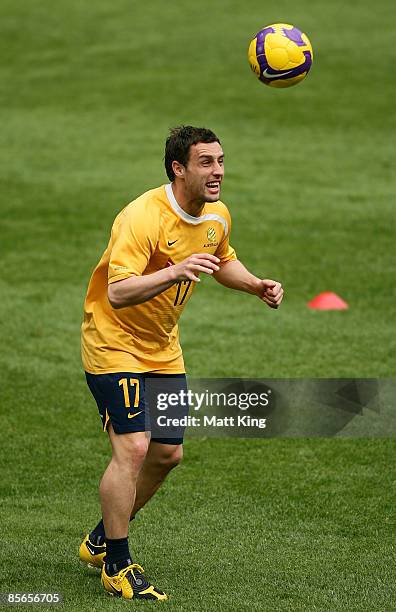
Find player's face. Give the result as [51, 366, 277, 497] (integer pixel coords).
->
[184, 142, 224, 203]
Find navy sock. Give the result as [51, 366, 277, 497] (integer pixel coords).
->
[89, 519, 106, 545]
[89, 516, 135, 546]
[105, 537, 132, 576]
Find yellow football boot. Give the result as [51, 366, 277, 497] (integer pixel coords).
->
[79, 534, 106, 568]
[101, 563, 168, 601]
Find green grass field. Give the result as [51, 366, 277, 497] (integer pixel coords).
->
[1, 0, 395, 610]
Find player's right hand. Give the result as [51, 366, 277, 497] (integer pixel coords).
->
[170, 254, 220, 283]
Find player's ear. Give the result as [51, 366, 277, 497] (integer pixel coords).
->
[172, 160, 185, 178]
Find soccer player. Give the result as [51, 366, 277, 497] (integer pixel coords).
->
[79, 126, 283, 601]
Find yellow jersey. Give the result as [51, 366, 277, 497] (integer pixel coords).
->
[81, 184, 237, 374]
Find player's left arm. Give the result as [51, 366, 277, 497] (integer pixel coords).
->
[213, 259, 284, 309]
[212, 205, 283, 308]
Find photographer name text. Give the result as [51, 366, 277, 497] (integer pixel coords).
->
[157, 415, 267, 429]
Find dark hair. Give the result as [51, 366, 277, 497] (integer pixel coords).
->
[164, 125, 221, 181]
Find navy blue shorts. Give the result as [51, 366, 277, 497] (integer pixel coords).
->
[85, 372, 188, 445]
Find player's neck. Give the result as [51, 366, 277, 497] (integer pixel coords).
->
[170, 182, 205, 218]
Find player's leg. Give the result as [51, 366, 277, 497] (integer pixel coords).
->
[80, 372, 167, 600]
[80, 426, 147, 566]
[128, 373, 188, 515]
[99, 425, 167, 600]
[132, 441, 183, 515]
[100, 424, 148, 539]
[98, 424, 147, 575]
[81, 372, 187, 548]
[80, 370, 155, 566]
[81, 441, 183, 567]
[128, 373, 188, 516]
[83, 441, 183, 549]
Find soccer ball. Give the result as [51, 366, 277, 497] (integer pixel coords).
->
[248, 23, 313, 88]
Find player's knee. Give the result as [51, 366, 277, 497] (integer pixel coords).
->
[129, 438, 150, 465]
[157, 444, 183, 471]
[114, 434, 149, 468]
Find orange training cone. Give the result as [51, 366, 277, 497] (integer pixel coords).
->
[307, 292, 348, 310]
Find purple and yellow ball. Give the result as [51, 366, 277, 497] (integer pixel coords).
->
[248, 23, 313, 88]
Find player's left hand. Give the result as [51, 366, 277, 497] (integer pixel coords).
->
[258, 279, 284, 309]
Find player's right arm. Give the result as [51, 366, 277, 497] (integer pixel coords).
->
[108, 254, 220, 308]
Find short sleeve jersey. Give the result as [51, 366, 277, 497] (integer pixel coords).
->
[81, 184, 237, 374]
